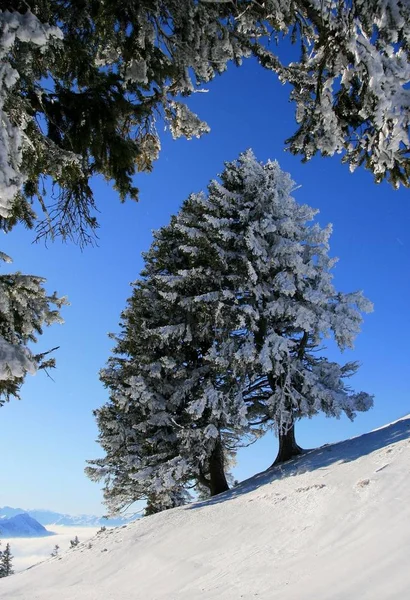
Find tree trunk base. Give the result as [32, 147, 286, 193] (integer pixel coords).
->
[271, 423, 304, 467]
[209, 439, 230, 496]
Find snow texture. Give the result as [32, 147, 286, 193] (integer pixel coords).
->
[0, 10, 62, 217]
[2, 415, 410, 599]
[0, 12, 65, 393]
[0, 337, 35, 381]
[0, 251, 67, 399]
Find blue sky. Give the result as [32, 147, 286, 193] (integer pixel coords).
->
[1, 58, 409, 516]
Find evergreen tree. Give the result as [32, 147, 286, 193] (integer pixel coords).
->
[86, 185, 263, 510]
[88, 151, 373, 512]
[0, 2, 405, 404]
[197, 151, 374, 463]
[50, 544, 59, 557]
[0, 2, 408, 249]
[0, 252, 67, 406]
[0, 9, 66, 403]
[86, 235, 245, 511]
[0, 542, 13, 577]
[137, 149, 374, 464]
[69, 536, 79, 548]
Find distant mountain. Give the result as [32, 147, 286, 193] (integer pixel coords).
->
[0, 513, 54, 538]
[0, 506, 134, 528]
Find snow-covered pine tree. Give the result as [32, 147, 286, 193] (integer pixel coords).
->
[142, 149, 374, 464]
[0, 542, 13, 577]
[0, 252, 67, 406]
[265, 0, 410, 189]
[87, 343, 194, 516]
[0, 8, 66, 404]
[86, 215, 251, 511]
[86, 281, 198, 515]
[88, 150, 373, 511]
[1, 2, 408, 249]
[191, 150, 374, 464]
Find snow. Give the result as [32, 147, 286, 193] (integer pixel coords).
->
[1, 415, 410, 599]
[0, 10, 62, 216]
[0, 337, 36, 381]
[165, 102, 210, 140]
[8, 526, 101, 573]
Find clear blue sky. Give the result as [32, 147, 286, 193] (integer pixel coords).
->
[1, 58, 409, 516]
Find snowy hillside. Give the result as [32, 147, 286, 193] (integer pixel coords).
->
[1, 416, 409, 599]
[0, 514, 54, 538]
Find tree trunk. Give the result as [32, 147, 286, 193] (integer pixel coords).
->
[271, 422, 304, 466]
[209, 439, 230, 496]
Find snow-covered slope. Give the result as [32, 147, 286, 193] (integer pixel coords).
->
[0, 514, 54, 538]
[1, 416, 409, 599]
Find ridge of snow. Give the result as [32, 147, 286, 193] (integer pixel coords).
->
[1, 415, 409, 599]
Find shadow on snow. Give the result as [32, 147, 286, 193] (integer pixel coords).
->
[186, 415, 410, 511]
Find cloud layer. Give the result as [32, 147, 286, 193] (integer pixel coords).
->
[5, 525, 100, 572]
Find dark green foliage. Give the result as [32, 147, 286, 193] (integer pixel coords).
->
[0, 542, 14, 577]
[3, 1, 409, 248]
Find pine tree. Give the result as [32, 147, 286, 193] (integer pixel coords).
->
[0, 9, 66, 403]
[1, 2, 409, 249]
[50, 544, 59, 557]
[0, 252, 67, 406]
[86, 194, 255, 511]
[0, 542, 13, 577]
[0, 2, 406, 402]
[88, 151, 373, 512]
[88, 152, 373, 508]
[138, 149, 374, 465]
[86, 279, 239, 511]
[199, 151, 374, 464]
[69, 536, 79, 548]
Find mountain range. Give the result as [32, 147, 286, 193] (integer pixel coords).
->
[0, 513, 54, 538]
[0, 507, 133, 529]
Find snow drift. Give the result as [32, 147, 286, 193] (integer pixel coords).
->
[1, 416, 409, 599]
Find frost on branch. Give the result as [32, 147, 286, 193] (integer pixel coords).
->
[0, 337, 36, 381]
[0, 9, 62, 218]
[0, 252, 67, 406]
[1, 1, 408, 249]
[280, 0, 410, 187]
[165, 102, 210, 140]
